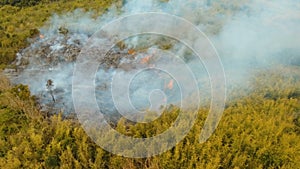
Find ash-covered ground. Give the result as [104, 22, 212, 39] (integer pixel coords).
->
[4, 0, 300, 120]
[5, 27, 208, 120]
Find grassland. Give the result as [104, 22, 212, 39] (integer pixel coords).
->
[0, 1, 299, 168]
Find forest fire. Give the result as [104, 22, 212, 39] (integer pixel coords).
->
[4, 0, 299, 118]
[0, 0, 299, 167]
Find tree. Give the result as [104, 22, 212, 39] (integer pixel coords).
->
[46, 79, 55, 103]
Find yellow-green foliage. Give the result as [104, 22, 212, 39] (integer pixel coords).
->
[0, 68, 299, 168]
[0, 1, 299, 168]
[0, 0, 121, 67]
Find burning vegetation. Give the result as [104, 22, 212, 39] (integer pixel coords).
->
[0, 0, 299, 168]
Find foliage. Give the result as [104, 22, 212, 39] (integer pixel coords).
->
[0, 0, 43, 7]
[0, 69, 299, 168]
[0, 1, 299, 168]
[0, 0, 121, 67]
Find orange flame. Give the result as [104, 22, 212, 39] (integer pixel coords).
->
[141, 55, 151, 64]
[128, 49, 135, 55]
[167, 79, 174, 90]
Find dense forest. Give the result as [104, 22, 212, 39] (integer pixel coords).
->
[0, 0, 300, 168]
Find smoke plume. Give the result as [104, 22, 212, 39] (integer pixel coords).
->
[6, 0, 300, 116]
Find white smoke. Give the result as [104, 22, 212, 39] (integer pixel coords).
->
[8, 0, 300, 115]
